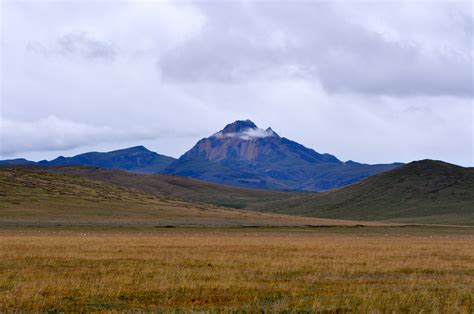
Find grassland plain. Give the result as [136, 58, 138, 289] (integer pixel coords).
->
[0, 227, 473, 312]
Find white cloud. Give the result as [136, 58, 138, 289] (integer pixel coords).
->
[214, 127, 277, 141]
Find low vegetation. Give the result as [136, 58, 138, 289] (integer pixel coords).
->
[252, 160, 474, 225]
[28, 160, 474, 226]
[0, 227, 472, 312]
[0, 167, 360, 227]
[42, 165, 297, 208]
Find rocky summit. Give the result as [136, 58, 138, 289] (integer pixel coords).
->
[162, 120, 401, 191]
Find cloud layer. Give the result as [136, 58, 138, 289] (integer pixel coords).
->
[1, 1, 472, 166]
[160, 2, 472, 97]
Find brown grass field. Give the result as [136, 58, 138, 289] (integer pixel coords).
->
[0, 226, 473, 312]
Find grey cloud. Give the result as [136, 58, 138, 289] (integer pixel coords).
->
[0, 115, 205, 156]
[158, 2, 473, 97]
[312, 35, 472, 97]
[58, 32, 117, 60]
[27, 32, 117, 61]
[0, 116, 146, 155]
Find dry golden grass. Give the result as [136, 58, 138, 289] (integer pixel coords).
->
[0, 227, 473, 312]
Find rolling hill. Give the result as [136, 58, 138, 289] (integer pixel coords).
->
[21, 160, 474, 226]
[40, 165, 301, 209]
[0, 167, 360, 227]
[251, 160, 474, 225]
[1, 160, 472, 226]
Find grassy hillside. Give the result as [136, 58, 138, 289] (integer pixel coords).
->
[252, 160, 474, 225]
[0, 167, 357, 227]
[36, 166, 301, 209]
[3, 160, 471, 226]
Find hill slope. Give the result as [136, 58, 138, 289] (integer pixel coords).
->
[40, 166, 300, 209]
[163, 120, 401, 191]
[252, 160, 474, 225]
[0, 167, 360, 227]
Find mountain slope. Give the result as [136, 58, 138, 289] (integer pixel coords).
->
[0, 167, 365, 227]
[163, 120, 401, 191]
[35, 146, 176, 173]
[251, 160, 474, 225]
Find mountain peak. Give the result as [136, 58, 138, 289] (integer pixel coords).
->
[165, 119, 399, 191]
[121, 145, 151, 153]
[221, 120, 258, 134]
[265, 127, 279, 137]
[212, 120, 279, 141]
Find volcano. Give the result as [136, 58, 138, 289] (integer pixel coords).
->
[162, 120, 401, 191]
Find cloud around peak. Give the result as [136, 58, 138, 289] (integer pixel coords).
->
[213, 126, 278, 141]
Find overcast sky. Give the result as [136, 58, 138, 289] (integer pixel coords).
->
[1, 0, 472, 166]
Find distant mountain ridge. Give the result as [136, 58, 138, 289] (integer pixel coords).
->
[0, 158, 36, 165]
[162, 120, 401, 191]
[0, 146, 176, 174]
[1, 120, 402, 191]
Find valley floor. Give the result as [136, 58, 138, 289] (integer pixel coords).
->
[0, 226, 473, 312]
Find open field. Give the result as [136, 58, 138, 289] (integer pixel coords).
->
[0, 226, 473, 312]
